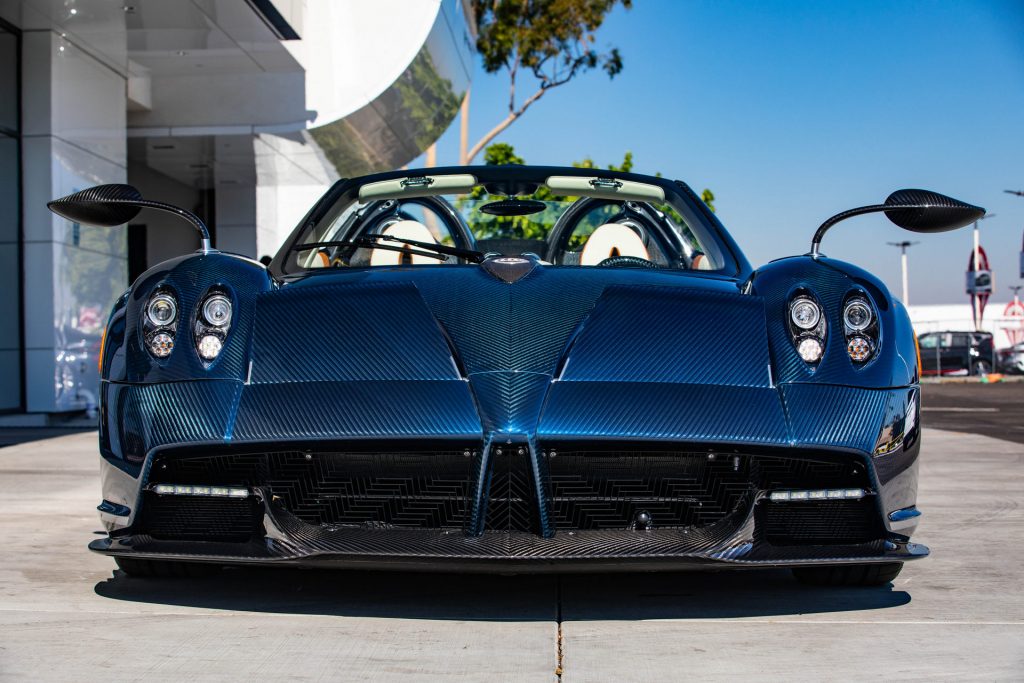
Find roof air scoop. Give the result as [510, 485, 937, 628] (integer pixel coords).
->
[480, 255, 539, 284]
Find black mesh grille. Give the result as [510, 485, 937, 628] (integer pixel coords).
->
[149, 450, 473, 529]
[759, 499, 883, 545]
[484, 448, 537, 533]
[144, 447, 882, 545]
[138, 491, 259, 542]
[545, 452, 752, 530]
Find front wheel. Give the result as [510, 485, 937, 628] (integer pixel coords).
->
[115, 556, 221, 578]
[792, 562, 903, 587]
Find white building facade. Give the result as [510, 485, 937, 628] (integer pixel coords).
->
[0, 0, 473, 417]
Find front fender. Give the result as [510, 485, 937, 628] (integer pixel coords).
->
[751, 255, 917, 388]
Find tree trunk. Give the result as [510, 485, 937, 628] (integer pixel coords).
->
[459, 87, 471, 165]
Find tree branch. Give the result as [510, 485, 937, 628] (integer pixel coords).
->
[508, 54, 519, 113]
[465, 85, 549, 164]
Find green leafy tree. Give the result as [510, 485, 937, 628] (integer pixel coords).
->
[701, 188, 716, 213]
[463, 143, 718, 240]
[464, 0, 632, 163]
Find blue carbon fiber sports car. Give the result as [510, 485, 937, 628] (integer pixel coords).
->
[49, 166, 983, 584]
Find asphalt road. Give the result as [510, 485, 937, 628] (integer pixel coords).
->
[921, 380, 1024, 444]
[0, 427, 1021, 680]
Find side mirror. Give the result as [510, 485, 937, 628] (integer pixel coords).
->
[47, 184, 144, 226]
[811, 189, 984, 257]
[47, 183, 213, 252]
[882, 189, 985, 233]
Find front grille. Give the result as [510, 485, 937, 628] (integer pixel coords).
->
[138, 491, 259, 542]
[485, 448, 538, 533]
[759, 498, 883, 545]
[149, 450, 473, 529]
[144, 447, 882, 546]
[544, 452, 752, 530]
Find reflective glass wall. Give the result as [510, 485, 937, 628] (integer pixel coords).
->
[0, 20, 21, 411]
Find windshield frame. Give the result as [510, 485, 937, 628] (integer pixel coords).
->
[270, 166, 751, 279]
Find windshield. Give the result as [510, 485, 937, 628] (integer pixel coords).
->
[277, 174, 735, 275]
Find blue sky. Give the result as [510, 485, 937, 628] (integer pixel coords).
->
[420, 0, 1024, 305]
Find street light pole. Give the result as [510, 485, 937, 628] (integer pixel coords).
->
[887, 241, 918, 304]
[972, 213, 997, 272]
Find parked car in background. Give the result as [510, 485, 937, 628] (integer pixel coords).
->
[918, 330, 995, 376]
[997, 342, 1024, 374]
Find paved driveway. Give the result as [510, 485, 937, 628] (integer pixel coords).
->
[0, 429, 1021, 680]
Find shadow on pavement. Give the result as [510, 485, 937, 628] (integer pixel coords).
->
[95, 565, 910, 620]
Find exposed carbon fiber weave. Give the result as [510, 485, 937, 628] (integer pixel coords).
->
[250, 282, 459, 383]
[560, 285, 771, 386]
[469, 372, 551, 434]
[539, 383, 788, 443]
[231, 380, 482, 441]
[782, 383, 907, 453]
[101, 379, 241, 474]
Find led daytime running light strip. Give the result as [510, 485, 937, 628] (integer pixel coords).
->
[152, 484, 249, 498]
[768, 488, 866, 502]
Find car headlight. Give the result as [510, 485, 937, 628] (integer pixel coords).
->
[146, 293, 177, 327]
[843, 299, 873, 331]
[841, 293, 878, 364]
[788, 293, 826, 364]
[797, 337, 824, 363]
[194, 289, 233, 363]
[790, 297, 821, 330]
[149, 332, 174, 358]
[144, 290, 179, 359]
[197, 334, 224, 360]
[201, 294, 232, 328]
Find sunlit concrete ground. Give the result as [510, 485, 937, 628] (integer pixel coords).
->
[0, 428, 1021, 681]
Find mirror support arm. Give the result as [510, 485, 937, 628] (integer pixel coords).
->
[811, 203, 922, 258]
[119, 199, 213, 253]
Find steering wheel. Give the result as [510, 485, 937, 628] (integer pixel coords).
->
[596, 255, 660, 269]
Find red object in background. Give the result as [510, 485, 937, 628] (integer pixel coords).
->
[967, 246, 991, 329]
[1003, 299, 1024, 346]
[78, 306, 101, 332]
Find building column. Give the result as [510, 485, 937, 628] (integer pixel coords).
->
[21, 31, 127, 413]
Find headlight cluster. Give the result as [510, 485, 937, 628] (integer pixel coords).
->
[787, 293, 826, 364]
[144, 290, 179, 358]
[841, 293, 878, 364]
[142, 287, 232, 362]
[194, 290, 233, 362]
[786, 290, 879, 367]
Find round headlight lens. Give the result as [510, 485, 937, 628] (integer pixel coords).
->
[790, 297, 821, 330]
[843, 299, 873, 331]
[197, 334, 223, 360]
[202, 295, 232, 328]
[797, 337, 824, 363]
[149, 332, 174, 358]
[848, 336, 872, 362]
[147, 294, 177, 327]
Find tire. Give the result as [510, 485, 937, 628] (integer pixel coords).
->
[114, 556, 221, 578]
[973, 360, 991, 376]
[792, 562, 903, 587]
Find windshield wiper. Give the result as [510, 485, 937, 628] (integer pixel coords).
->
[293, 239, 446, 261]
[292, 234, 485, 264]
[362, 233, 486, 263]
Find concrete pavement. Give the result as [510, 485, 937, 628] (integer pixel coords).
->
[0, 429, 1021, 680]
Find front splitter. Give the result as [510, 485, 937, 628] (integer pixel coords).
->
[88, 531, 928, 574]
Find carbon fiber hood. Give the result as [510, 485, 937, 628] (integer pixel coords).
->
[251, 262, 783, 444]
